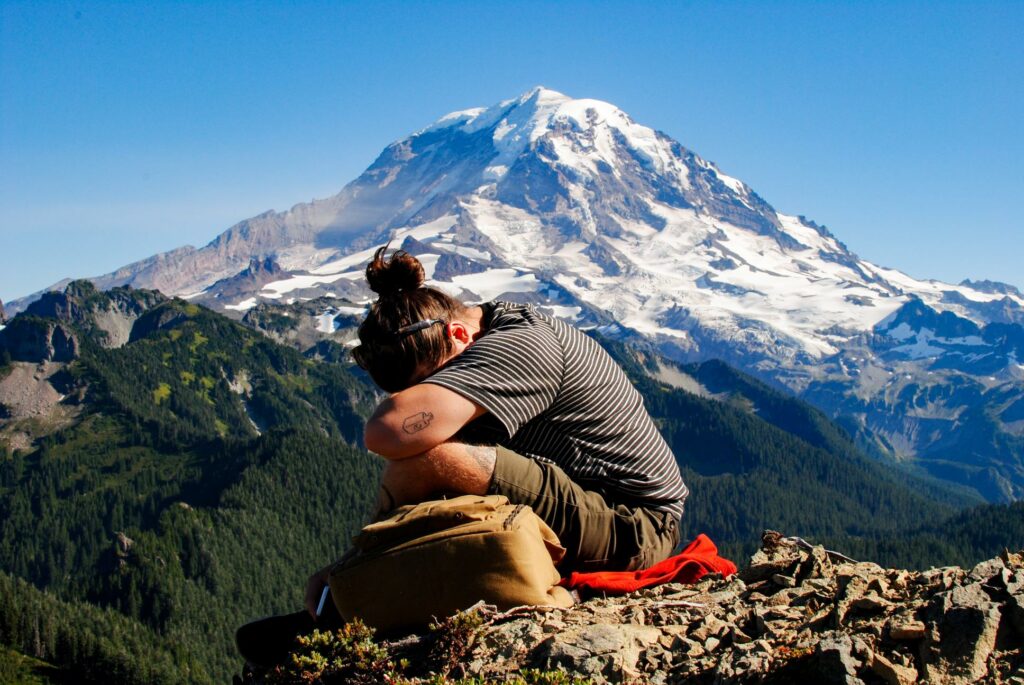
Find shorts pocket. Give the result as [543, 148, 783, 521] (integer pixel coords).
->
[626, 512, 679, 571]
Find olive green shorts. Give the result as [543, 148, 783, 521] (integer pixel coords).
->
[487, 446, 680, 572]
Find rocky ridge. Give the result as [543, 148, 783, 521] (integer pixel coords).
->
[260, 533, 1024, 684]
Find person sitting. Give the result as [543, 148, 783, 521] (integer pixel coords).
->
[237, 245, 688, 668]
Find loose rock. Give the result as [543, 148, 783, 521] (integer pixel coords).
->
[249, 533, 1024, 685]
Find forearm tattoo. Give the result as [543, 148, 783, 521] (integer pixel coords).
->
[402, 411, 434, 434]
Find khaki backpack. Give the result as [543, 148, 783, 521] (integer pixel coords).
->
[328, 494, 575, 633]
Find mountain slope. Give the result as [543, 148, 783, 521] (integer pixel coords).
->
[2, 285, 1024, 682]
[8, 87, 1020, 502]
[0, 286, 381, 682]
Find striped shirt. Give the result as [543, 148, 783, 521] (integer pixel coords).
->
[424, 301, 688, 517]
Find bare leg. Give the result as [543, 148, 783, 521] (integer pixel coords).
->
[373, 442, 496, 515]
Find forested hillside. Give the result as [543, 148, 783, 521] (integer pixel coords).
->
[1, 286, 1023, 683]
[0, 293, 382, 682]
[597, 341, 1021, 565]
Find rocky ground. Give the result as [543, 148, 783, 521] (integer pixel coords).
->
[0, 361, 82, 453]
[248, 532, 1024, 684]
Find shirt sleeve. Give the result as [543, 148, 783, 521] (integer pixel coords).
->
[423, 321, 563, 440]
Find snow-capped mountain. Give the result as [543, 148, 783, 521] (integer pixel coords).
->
[11, 87, 1024, 501]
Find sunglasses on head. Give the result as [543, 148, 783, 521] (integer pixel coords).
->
[390, 317, 447, 340]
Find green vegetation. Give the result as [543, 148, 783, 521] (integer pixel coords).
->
[0, 645, 61, 685]
[253, 610, 592, 685]
[599, 339, 1024, 565]
[265, 621, 405, 684]
[0, 288, 1022, 683]
[152, 382, 172, 404]
[830, 499, 1024, 568]
[0, 296, 380, 682]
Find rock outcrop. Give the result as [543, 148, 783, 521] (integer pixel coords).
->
[0, 317, 80, 362]
[252, 532, 1024, 684]
[453, 532, 1024, 684]
[0, 282, 175, 364]
[25, 280, 167, 349]
[201, 256, 288, 305]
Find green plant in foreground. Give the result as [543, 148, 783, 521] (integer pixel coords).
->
[427, 608, 486, 676]
[413, 672, 593, 685]
[505, 670, 594, 685]
[266, 619, 406, 685]
[254, 608, 592, 685]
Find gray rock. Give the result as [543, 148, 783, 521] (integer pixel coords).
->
[922, 583, 1002, 684]
[339, 542, 1024, 685]
[476, 619, 545, 661]
[1001, 568, 1024, 595]
[814, 633, 864, 684]
[0, 318, 79, 362]
[851, 593, 891, 613]
[689, 614, 729, 641]
[574, 624, 629, 655]
[798, 544, 834, 581]
[530, 623, 662, 682]
[772, 573, 797, 588]
[968, 557, 1005, 584]
[534, 637, 592, 668]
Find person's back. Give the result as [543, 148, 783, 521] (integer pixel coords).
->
[425, 300, 688, 517]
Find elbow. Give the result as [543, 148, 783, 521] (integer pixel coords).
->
[364, 417, 409, 460]
[363, 419, 391, 457]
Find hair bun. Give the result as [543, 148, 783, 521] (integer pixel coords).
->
[365, 246, 425, 296]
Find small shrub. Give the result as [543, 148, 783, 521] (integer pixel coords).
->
[265, 619, 405, 685]
[427, 609, 485, 675]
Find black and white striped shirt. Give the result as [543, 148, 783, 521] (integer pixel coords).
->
[424, 301, 688, 517]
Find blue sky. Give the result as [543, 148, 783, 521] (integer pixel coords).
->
[1, 0, 1021, 303]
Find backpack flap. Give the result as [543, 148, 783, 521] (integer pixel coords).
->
[352, 494, 508, 554]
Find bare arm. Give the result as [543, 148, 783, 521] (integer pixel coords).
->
[364, 383, 486, 459]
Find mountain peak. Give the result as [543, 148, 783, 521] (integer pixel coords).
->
[421, 87, 647, 175]
[517, 84, 571, 105]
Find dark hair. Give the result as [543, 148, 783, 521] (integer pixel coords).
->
[351, 245, 465, 392]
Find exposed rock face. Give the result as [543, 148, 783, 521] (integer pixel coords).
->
[197, 257, 289, 305]
[257, 533, 1024, 684]
[0, 282, 171, 364]
[22, 280, 167, 349]
[0, 318, 80, 362]
[0, 298, 6, 324]
[240, 296, 364, 352]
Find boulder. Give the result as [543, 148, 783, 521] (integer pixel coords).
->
[922, 582, 1002, 684]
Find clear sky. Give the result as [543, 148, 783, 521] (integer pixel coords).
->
[1, 0, 1021, 304]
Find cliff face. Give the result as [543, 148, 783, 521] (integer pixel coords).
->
[0, 317, 80, 363]
[251, 533, 1024, 684]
